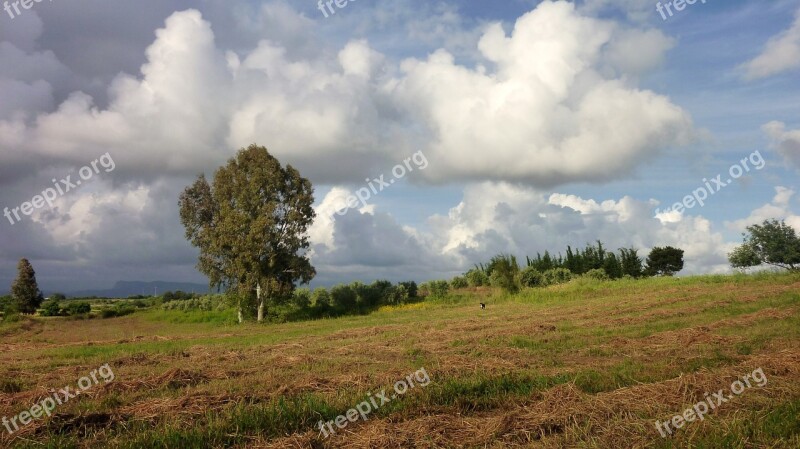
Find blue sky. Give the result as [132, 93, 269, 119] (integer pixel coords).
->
[0, 0, 798, 292]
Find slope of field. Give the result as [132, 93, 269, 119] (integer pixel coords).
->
[1, 273, 799, 448]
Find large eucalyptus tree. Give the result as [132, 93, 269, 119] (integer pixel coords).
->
[179, 145, 316, 323]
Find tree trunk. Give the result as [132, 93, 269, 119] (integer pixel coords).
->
[238, 306, 243, 324]
[257, 299, 265, 322]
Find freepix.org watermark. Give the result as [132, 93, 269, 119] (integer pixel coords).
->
[656, 0, 707, 21]
[331, 150, 428, 221]
[3, 0, 53, 20]
[655, 367, 767, 438]
[2, 363, 115, 435]
[317, 367, 431, 438]
[3, 152, 115, 226]
[655, 150, 765, 217]
[317, 0, 356, 18]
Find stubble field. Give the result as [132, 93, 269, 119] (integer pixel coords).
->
[1, 273, 799, 448]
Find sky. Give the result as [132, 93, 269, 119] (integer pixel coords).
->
[0, 0, 799, 293]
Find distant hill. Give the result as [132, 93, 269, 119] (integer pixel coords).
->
[67, 281, 212, 298]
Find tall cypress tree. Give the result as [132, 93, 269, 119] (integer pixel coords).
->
[11, 258, 44, 314]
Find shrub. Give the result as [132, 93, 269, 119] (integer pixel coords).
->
[583, 268, 609, 281]
[161, 295, 228, 312]
[422, 280, 450, 299]
[520, 267, 544, 288]
[40, 300, 62, 317]
[292, 288, 311, 309]
[330, 284, 357, 311]
[543, 268, 573, 286]
[399, 281, 418, 298]
[487, 254, 521, 293]
[384, 285, 409, 305]
[65, 302, 91, 316]
[450, 276, 468, 289]
[310, 288, 331, 311]
[465, 269, 489, 287]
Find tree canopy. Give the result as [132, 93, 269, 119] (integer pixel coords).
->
[729, 219, 800, 271]
[179, 144, 316, 323]
[645, 247, 685, 276]
[11, 258, 44, 314]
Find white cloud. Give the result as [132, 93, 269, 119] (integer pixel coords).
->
[310, 182, 737, 280]
[394, 1, 693, 186]
[725, 186, 800, 232]
[741, 9, 800, 80]
[763, 121, 800, 170]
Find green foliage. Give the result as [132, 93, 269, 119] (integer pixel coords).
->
[310, 288, 331, 313]
[423, 280, 450, 299]
[646, 246, 685, 276]
[450, 276, 468, 289]
[543, 268, 573, 286]
[619, 248, 644, 278]
[50, 292, 67, 301]
[399, 281, 418, 298]
[583, 268, 609, 281]
[292, 288, 311, 309]
[162, 291, 199, 301]
[101, 304, 136, 319]
[41, 300, 62, 317]
[602, 253, 623, 279]
[330, 284, 357, 311]
[487, 254, 520, 293]
[519, 267, 544, 288]
[730, 219, 800, 271]
[178, 144, 317, 322]
[64, 301, 91, 316]
[11, 258, 44, 314]
[162, 295, 229, 312]
[465, 269, 489, 287]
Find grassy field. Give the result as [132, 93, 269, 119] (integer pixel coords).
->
[1, 272, 799, 448]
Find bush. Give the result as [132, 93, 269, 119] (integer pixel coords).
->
[399, 281, 418, 298]
[543, 268, 573, 286]
[450, 276, 468, 289]
[310, 288, 331, 312]
[520, 267, 545, 288]
[583, 268, 609, 281]
[40, 300, 61, 317]
[65, 302, 91, 316]
[161, 295, 228, 312]
[292, 288, 311, 309]
[487, 254, 521, 293]
[384, 285, 409, 305]
[330, 285, 357, 311]
[465, 269, 489, 287]
[422, 280, 449, 299]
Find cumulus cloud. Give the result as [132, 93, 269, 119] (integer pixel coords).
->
[741, 9, 800, 80]
[309, 182, 737, 280]
[394, 1, 692, 186]
[763, 121, 800, 170]
[725, 187, 800, 233]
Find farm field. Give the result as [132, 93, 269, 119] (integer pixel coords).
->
[1, 272, 799, 448]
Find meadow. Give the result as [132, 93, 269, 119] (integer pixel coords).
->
[0, 272, 799, 448]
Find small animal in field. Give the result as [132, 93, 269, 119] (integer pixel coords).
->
[480, 303, 486, 309]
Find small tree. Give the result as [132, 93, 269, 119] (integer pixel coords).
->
[603, 253, 623, 279]
[729, 219, 800, 271]
[487, 254, 520, 293]
[619, 248, 644, 278]
[646, 247, 684, 276]
[11, 258, 44, 314]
